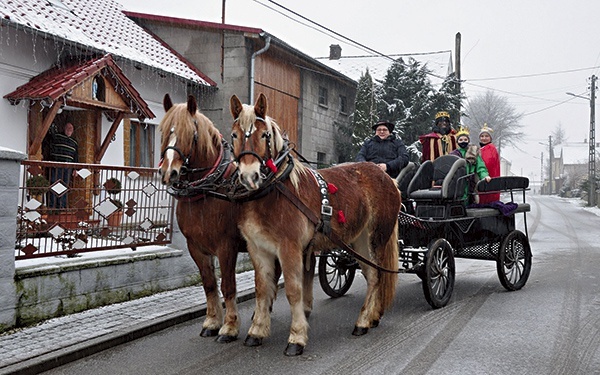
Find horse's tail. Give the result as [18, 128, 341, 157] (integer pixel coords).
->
[378, 220, 399, 311]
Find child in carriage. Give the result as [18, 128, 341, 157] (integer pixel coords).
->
[450, 126, 491, 204]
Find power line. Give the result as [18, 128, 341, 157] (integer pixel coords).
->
[467, 65, 600, 82]
[257, 0, 447, 80]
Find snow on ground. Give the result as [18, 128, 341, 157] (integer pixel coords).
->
[552, 195, 600, 217]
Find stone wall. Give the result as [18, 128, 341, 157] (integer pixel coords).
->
[0, 148, 27, 331]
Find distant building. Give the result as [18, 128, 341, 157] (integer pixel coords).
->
[551, 140, 600, 194]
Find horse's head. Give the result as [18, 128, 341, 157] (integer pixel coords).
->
[229, 93, 284, 190]
[158, 94, 221, 185]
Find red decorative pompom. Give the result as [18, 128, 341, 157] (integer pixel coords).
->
[265, 159, 278, 173]
[337, 210, 346, 224]
[328, 183, 338, 194]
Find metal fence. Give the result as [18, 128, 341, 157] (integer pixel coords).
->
[16, 160, 175, 260]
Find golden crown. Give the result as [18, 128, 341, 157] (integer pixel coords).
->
[435, 111, 450, 120]
[480, 123, 494, 135]
[456, 125, 470, 138]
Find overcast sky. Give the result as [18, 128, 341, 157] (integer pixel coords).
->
[117, 0, 600, 180]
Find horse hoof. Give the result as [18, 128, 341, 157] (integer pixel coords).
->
[352, 326, 369, 336]
[215, 334, 238, 343]
[244, 335, 263, 347]
[371, 319, 380, 328]
[284, 343, 304, 356]
[200, 327, 219, 337]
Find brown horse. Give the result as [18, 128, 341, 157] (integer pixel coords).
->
[158, 94, 244, 343]
[229, 93, 401, 356]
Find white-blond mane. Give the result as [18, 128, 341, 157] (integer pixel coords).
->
[237, 104, 307, 191]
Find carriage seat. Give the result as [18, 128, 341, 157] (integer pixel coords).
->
[466, 176, 531, 218]
[407, 155, 467, 202]
[396, 162, 416, 200]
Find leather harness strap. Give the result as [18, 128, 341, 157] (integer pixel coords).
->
[274, 181, 401, 274]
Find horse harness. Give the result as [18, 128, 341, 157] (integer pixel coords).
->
[164, 135, 236, 201]
[274, 170, 402, 275]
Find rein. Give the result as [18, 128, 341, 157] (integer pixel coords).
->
[166, 138, 236, 201]
[274, 181, 402, 275]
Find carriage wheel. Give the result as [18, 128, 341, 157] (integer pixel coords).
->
[496, 230, 532, 291]
[318, 248, 357, 298]
[422, 239, 455, 309]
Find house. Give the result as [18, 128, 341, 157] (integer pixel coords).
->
[125, 12, 358, 166]
[0, 0, 220, 331]
[551, 140, 600, 194]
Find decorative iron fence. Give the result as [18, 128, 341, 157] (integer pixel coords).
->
[16, 160, 175, 260]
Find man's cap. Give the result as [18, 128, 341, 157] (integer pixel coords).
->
[372, 120, 394, 132]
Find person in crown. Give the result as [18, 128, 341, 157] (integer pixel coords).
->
[450, 126, 491, 204]
[419, 111, 458, 163]
[478, 124, 501, 203]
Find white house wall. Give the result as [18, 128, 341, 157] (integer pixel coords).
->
[0, 25, 189, 166]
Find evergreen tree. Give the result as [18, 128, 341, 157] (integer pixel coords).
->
[347, 69, 379, 158]
[431, 72, 464, 125]
[377, 57, 435, 144]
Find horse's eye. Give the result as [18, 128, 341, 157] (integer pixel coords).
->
[231, 133, 238, 139]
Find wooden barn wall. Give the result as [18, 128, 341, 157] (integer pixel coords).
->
[254, 54, 300, 145]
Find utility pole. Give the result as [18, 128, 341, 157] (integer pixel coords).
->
[541, 151, 544, 193]
[589, 74, 596, 206]
[548, 135, 553, 194]
[455, 32, 461, 125]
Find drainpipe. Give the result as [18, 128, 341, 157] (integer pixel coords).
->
[250, 33, 271, 102]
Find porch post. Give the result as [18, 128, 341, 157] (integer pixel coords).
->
[0, 148, 27, 330]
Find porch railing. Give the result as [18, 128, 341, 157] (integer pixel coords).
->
[16, 160, 175, 260]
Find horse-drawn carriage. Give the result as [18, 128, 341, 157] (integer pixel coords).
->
[158, 93, 531, 356]
[318, 154, 532, 309]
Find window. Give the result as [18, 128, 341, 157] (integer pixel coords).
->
[130, 121, 155, 167]
[317, 152, 327, 169]
[339, 95, 347, 114]
[318, 86, 328, 107]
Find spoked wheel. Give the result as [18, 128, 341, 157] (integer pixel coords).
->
[318, 248, 357, 298]
[422, 239, 455, 309]
[497, 230, 532, 291]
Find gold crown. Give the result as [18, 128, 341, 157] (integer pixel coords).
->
[435, 111, 450, 120]
[456, 125, 470, 138]
[480, 123, 493, 135]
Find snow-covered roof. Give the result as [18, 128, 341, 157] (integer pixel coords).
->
[0, 0, 215, 86]
[317, 51, 453, 85]
[555, 142, 600, 165]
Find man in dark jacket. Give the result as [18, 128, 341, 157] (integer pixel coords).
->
[356, 120, 409, 178]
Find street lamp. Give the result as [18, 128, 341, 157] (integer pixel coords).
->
[566, 80, 596, 207]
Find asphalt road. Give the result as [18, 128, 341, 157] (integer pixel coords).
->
[42, 195, 600, 375]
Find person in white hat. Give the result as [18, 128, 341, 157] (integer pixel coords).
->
[478, 124, 500, 203]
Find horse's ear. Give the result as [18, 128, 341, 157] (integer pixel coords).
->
[255, 93, 267, 119]
[230, 95, 243, 119]
[163, 94, 173, 112]
[187, 95, 197, 116]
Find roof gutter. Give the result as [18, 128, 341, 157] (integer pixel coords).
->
[250, 33, 271, 102]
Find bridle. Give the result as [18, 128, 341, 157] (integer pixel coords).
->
[232, 116, 277, 176]
[160, 121, 208, 177]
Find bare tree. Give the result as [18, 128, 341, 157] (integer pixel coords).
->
[463, 90, 524, 155]
[552, 122, 567, 145]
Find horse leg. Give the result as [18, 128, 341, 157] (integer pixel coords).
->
[215, 244, 241, 343]
[350, 230, 380, 336]
[302, 252, 316, 318]
[244, 247, 278, 347]
[352, 224, 400, 336]
[190, 249, 223, 337]
[279, 244, 309, 356]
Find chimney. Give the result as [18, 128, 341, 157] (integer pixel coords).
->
[329, 44, 341, 60]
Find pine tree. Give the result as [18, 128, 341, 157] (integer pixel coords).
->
[377, 58, 436, 144]
[348, 69, 379, 158]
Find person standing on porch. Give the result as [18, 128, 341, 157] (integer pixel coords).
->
[48, 122, 78, 209]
